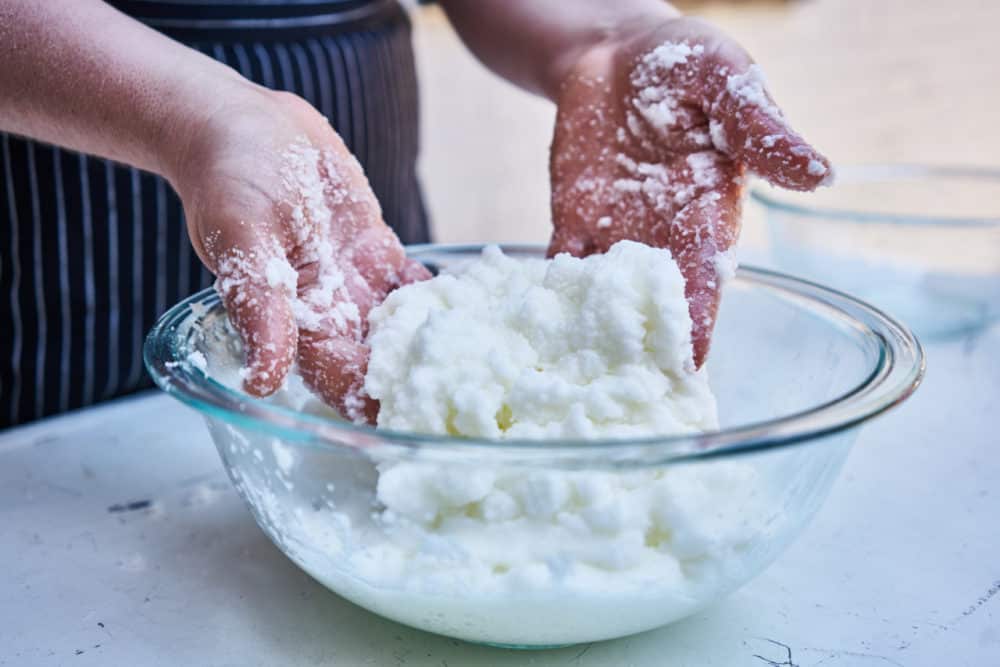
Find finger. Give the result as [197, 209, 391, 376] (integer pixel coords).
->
[399, 257, 432, 286]
[547, 225, 591, 258]
[213, 246, 298, 396]
[350, 227, 413, 297]
[704, 62, 833, 190]
[297, 332, 378, 425]
[669, 169, 743, 369]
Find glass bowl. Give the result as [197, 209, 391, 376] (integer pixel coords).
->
[752, 164, 1000, 338]
[144, 244, 924, 648]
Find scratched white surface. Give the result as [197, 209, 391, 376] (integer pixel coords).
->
[1, 325, 997, 667]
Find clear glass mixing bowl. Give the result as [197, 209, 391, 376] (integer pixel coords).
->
[144, 244, 924, 648]
[752, 164, 1000, 338]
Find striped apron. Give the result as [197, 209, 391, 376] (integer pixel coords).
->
[0, 0, 430, 427]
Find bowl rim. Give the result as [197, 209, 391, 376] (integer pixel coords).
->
[750, 163, 1000, 227]
[144, 243, 925, 466]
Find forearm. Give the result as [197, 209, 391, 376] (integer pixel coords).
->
[437, 0, 679, 101]
[0, 0, 250, 184]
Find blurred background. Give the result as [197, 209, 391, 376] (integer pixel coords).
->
[411, 0, 999, 246]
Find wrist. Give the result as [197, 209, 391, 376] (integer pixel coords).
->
[152, 63, 261, 188]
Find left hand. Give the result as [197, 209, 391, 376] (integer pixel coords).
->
[549, 17, 831, 367]
[172, 87, 429, 423]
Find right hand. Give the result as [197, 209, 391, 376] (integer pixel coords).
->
[168, 84, 429, 423]
[548, 17, 831, 368]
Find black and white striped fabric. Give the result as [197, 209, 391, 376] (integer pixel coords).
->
[0, 0, 429, 427]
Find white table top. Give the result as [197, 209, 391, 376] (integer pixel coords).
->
[2, 326, 997, 667]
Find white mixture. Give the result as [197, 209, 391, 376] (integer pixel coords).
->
[366, 241, 717, 439]
[197, 242, 769, 645]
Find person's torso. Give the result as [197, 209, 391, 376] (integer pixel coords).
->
[0, 0, 428, 428]
[105, 0, 397, 39]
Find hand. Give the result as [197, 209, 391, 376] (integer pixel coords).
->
[549, 17, 831, 367]
[170, 85, 429, 422]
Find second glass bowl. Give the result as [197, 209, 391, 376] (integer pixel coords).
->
[752, 164, 1000, 338]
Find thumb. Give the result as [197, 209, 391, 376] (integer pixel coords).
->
[210, 242, 298, 397]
